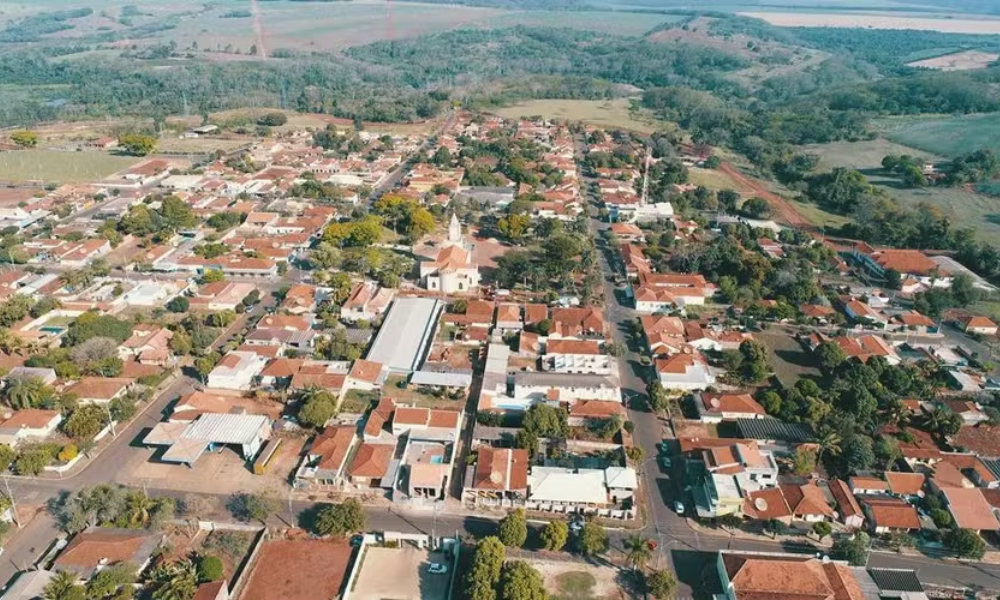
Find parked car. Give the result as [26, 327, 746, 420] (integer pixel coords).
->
[428, 563, 448, 575]
[660, 456, 672, 469]
[673, 500, 685, 515]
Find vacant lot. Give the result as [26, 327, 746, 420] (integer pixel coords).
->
[802, 139, 940, 173]
[879, 113, 1000, 158]
[493, 99, 668, 134]
[687, 166, 757, 195]
[906, 50, 1000, 71]
[534, 561, 621, 600]
[0, 150, 139, 183]
[739, 12, 1000, 33]
[756, 329, 820, 386]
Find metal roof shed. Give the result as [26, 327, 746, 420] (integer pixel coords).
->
[366, 298, 443, 374]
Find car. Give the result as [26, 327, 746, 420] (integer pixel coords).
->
[673, 500, 685, 515]
[428, 563, 448, 575]
[659, 456, 672, 469]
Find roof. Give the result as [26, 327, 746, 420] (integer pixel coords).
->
[721, 553, 865, 600]
[527, 467, 608, 505]
[849, 475, 888, 492]
[546, 338, 602, 355]
[781, 483, 835, 518]
[885, 472, 925, 495]
[869, 249, 939, 275]
[931, 460, 972, 489]
[700, 392, 765, 417]
[350, 359, 384, 384]
[193, 581, 227, 600]
[829, 479, 863, 520]
[866, 569, 924, 594]
[862, 497, 921, 530]
[736, 418, 813, 443]
[743, 487, 791, 520]
[604, 466, 638, 489]
[66, 377, 133, 400]
[409, 370, 473, 388]
[310, 426, 357, 472]
[0, 409, 60, 431]
[349, 443, 395, 478]
[182, 413, 271, 445]
[472, 447, 529, 491]
[54, 527, 161, 578]
[570, 400, 626, 419]
[942, 487, 1000, 530]
[365, 298, 442, 373]
[961, 315, 998, 329]
[0, 569, 56, 600]
[952, 424, 1000, 457]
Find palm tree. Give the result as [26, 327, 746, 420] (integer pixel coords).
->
[0, 328, 21, 356]
[624, 534, 653, 574]
[127, 491, 152, 528]
[43, 570, 83, 600]
[4, 375, 49, 410]
[150, 560, 198, 600]
[815, 428, 842, 463]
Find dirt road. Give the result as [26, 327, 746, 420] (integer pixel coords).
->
[719, 161, 814, 231]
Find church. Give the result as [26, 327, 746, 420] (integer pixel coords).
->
[420, 213, 481, 294]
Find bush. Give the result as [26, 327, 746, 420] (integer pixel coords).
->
[57, 444, 78, 462]
[497, 508, 527, 548]
[197, 555, 224, 583]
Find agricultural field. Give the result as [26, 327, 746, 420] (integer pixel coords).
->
[905, 49, 1000, 71]
[739, 11, 1000, 33]
[878, 113, 1000, 158]
[0, 149, 139, 183]
[687, 166, 758, 195]
[801, 139, 940, 173]
[493, 99, 668, 134]
[486, 10, 678, 35]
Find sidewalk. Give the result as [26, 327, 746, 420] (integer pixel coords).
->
[687, 518, 833, 549]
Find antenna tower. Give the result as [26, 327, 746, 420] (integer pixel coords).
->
[641, 145, 652, 206]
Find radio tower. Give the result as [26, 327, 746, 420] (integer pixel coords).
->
[640, 145, 652, 206]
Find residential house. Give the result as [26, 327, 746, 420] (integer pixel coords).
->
[829, 479, 866, 530]
[633, 272, 716, 311]
[294, 425, 357, 491]
[346, 359, 386, 391]
[830, 335, 900, 365]
[206, 351, 269, 391]
[66, 377, 134, 405]
[544, 339, 609, 375]
[655, 352, 716, 391]
[341, 282, 395, 323]
[695, 392, 766, 423]
[512, 372, 620, 405]
[885, 472, 925, 498]
[0, 409, 62, 447]
[188, 281, 257, 312]
[891, 311, 936, 334]
[568, 400, 626, 427]
[494, 304, 522, 332]
[716, 551, 868, 600]
[549, 307, 604, 339]
[959, 315, 998, 336]
[853, 244, 950, 286]
[347, 443, 395, 489]
[941, 487, 1000, 531]
[280, 284, 317, 314]
[844, 300, 888, 326]
[53, 527, 162, 580]
[640, 315, 686, 356]
[862, 497, 921, 533]
[849, 475, 889, 495]
[391, 407, 462, 442]
[620, 244, 651, 278]
[119, 325, 175, 366]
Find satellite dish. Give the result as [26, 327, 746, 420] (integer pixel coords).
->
[754, 498, 768, 511]
[489, 471, 503, 484]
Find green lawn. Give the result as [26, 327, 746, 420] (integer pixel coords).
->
[0, 150, 139, 183]
[877, 113, 1000, 158]
[552, 571, 598, 600]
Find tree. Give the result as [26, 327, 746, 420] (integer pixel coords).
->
[118, 134, 157, 157]
[929, 508, 952, 528]
[297, 388, 338, 429]
[197, 555, 224, 583]
[0, 444, 14, 471]
[166, 296, 190, 313]
[646, 569, 677, 600]
[169, 329, 193, 355]
[624, 534, 653, 573]
[257, 112, 288, 126]
[791, 446, 817, 476]
[841, 434, 875, 473]
[741, 197, 771, 218]
[815, 341, 848, 374]
[717, 190, 740, 213]
[540, 520, 568, 551]
[815, 428, 843, 463]
[10, 130, 39, 148]
[3, 375, 51, 409]
[64, 405, 108, 441]
[498, 214, 531, 244]
[70, 337, 118, 366]
[194, 355, 219, 383]
[831, 532, 870, 566]
[149, 560, 198, 600]
[227, 492, 278, 523]
[945, 528, 986, 560]
[812, 521, 832, 541]
[498, 508, 528, 548]
[314, 499, 367, 537]
[466, 536, 505, 600]
[86, 562, 136, 599]
[646, 380, 669, 414]
[499, 561, 548, 600]
[522, 403, 568, 438]
[575, 522, 608, 556]
[43, 570, 85, 600]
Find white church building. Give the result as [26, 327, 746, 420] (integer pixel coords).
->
[420, 213, 481, 294]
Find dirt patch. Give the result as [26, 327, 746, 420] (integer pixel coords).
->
[739, 11, 1000, 34]
[906, 50, 1000, 71]
[719, 162, 814, 231]
[755, 329, 821, 386]
[242, 538, 354, 600]
[533, 560, 624, 600]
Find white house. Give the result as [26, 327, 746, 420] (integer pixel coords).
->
[206, 351, 269, 391]
[544, 339, 610, 375]
[655, 353, 715, 391]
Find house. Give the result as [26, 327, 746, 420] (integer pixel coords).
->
[420, 214, 480, 293]
[743, 483, 833, 524]
[511, 372, 620, 405]
[692, 442, 779, 519]
[347, 443, 395, 488]
[849, 475, 889, 495]
[853, 245, 948, 283]
[568, 400, 626, 426]
[862, 497, 921, 533]
[391, 407, 462, 441]
[341, 282, 395, 323]
[549, 307, 604, 338]
[610, 222, 644, 242]
[829, 335, 900, 365]
[620, 243, 651, 278]
[891, 311, 936, 333]
[959, 315, 998, 336]
[523, 466, 637, 518]
[634, 272, 716, 310]
[188, 281, 257, 312]
[206, 351, 269, 390]
[829, 479, 866, 530]
[0, 409, 62, 447]
[53, 527, 162, 580]
[294, 425, 357, 491]
[941, 487, 1000, 531]
[844, 300, 887, 326]
[885, 472, 925, 498]
[696, 392, 766, 423]
[494, 303, 522, 332]
[655, 352, 715, 391]
[119, 325, 175, 366]
[544, 339, 609, 375]
[943, 400, 988, 426]
[259, 358, 305, 389]
[280, 284, 317, 315]
[66, 377, 134, 405]
[716, 551, 867, 600]
[346, 359, 386, 391]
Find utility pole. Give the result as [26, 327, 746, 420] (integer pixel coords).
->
[104, 403, 117, 438]
[3, 472, 19, 528]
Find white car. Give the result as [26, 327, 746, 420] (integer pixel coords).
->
[673, 501, 685, 515]
[428, 563, 448, 575]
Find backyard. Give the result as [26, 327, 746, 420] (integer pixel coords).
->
[755, 329, 821, 386]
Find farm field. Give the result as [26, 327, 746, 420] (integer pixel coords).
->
[0, 150, 140, 184]
[905, 50, 1000, 71]
[739, 11, 1000, 33]
[687, 166, 757, 195]
[492, 99, 668, 134]
[801, 138, 1000, 237]
[485, 10, 679, 35]
[878, 113, 1000, 158]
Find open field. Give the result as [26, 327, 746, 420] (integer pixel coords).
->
[0, 150, 139, 183]
[906, 50, 1000, 71]
[802, 139, 940, 172]
[493, 99, 668, 134]
[486, 10, 679, 35]
[756, 329, 821, 386]
[878, 113, 1000, 158]
[687, 166, 758, 195]
[739, 11, 1000, 33]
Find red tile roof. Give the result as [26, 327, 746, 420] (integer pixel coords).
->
[472, 447, 528, 491]
[348, 443, 394, 478]
[863, 497, 921, 530]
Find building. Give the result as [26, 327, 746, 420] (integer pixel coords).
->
[188, 281, 257, 312]
[524, 466, 638, 518]
[53, 527, 162, 580]
[941, 487, 1000, 531]
[696, 392, 766, 423]
[549, 307, 604, 338]
[829, 479, 866, 530]
[862, 497, 921, 533]
[716, 551, 864, 600]
[463, 447, 529, 508]
[206, 351, 269, 390]
[144, 413, 272, 466]
[365, 298, 442, 375]
[119, 325, 175, 366]
[959, 315, 998, 336]
[420, 214, 480, 293]
[655, 352, 716, 391]
[294, 425, 357, 491]
[512, 372, 620, 405]
[65, 377, 134, 405]
[341, 281, 395, 323]
[544, 339, 610, 374]
[0, 409, 62, 447]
